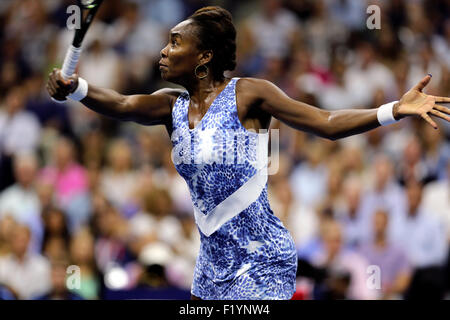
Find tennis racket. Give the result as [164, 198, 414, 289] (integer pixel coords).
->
[53, 0, 104, 102]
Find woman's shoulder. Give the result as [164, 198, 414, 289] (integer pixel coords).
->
[151, 87, 186, 99]
[235, 77, 279, 100]
[235, 77, 276, 89]
[150, 87, 187, 113]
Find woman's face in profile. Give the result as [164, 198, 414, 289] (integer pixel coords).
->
[159, 20, 201, 82]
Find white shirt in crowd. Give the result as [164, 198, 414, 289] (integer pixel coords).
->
[78, 49, 122, 90]
[0, 184, 41, 222]
[0, 110, 41, 155]
[0, 184, 43, 253]
[247, 8, 300, 59]
[422, 179, 450, 241]
[128, 212, 183, 248]
[0, 253, 51, 299]
[344, 61, 397, 107]
[289, 162, 328, 209]
[390, 207, 448, 268]
[100, 170, 138, 209]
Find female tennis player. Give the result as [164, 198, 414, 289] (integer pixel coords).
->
[47, 7, 450, 300]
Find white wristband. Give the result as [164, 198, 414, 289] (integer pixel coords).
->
[67, 77, 88, 101]
[377, 101, 399, 126]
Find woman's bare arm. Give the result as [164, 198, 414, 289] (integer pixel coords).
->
[81, 85, 179, 125]
[243, 75, 450, 140]
[47, 68, 181, 126]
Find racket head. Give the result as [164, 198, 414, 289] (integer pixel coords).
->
[72, 0, 104, 47]
[78, 0, 101, 9]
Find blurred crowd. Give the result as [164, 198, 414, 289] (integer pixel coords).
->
[0, 0, 449, 300]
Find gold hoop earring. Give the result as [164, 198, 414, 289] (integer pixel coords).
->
[195, 64, 208, 79]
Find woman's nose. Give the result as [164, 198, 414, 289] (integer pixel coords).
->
[160, 45, 168, 58]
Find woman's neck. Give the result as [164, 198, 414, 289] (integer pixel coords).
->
[183, 74, 226, 103]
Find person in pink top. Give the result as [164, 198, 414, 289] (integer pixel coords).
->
[38, 137, 90, 232]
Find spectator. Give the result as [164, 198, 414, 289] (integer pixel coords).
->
[128, 187, 183, 256]
[107, 1, 165, 60]
[289, 139, 329, 209]
[69, 228, 100, 300]
[317, 56, 355, 111]
[0, 85, 41, 156]
[138, 242, 174, 289]
[135, 0, 186, 30]
[34, 258, 84, 300]
[334, 176, 366, 248]
[344, 41, 397, 107]
[41, 207, 70, 260]
[420, 121, 450, 182]
[0, 86, 41, 190]
[105, 1, 165, 94]
[392, 180, 448, 268]
[91, 195, 132, 275]
[325, 0, 366, 31]
[407, 41, 444, 95]
[38, 136, 90, 232]
[357, 154, 407, 243]
[431, 19, 450, 69]
[421, 160, 450, 243]
[301, 0, 348, 68]
[391, 180, 448, 299]
[78, 39, 123, 91]
[269, 177, 319, 249]
[309, 219, 377, 300]
[359, 209, 412, 299]
[0, 224, 51, 299]
[397, 134, 431, 185]
[238, 0, 301, 74]
[100, 139, 138, 214]
[0, 152, 43, 253]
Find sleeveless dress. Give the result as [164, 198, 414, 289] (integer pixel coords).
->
[170, 77, 297, 300]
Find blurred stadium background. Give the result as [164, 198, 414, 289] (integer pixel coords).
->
[0, 0, 449, 300]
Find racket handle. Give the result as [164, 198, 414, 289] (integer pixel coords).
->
[61, 45, 82, 79]
[51, 97, 66, 104]
[52, 45, 82, 103]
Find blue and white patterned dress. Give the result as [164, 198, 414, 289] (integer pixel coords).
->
[170, 77, 297, 300]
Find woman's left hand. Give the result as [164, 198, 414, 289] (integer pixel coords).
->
[394, 74, 450, 129]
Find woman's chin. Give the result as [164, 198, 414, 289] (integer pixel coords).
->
[160, 71, 170, 81]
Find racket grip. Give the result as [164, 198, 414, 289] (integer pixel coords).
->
[61, 45, 82, 79]
[51, 96, 66, 104]
[52, 45, 82, 103]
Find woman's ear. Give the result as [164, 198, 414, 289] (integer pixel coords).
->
[198, 50, 213, 65]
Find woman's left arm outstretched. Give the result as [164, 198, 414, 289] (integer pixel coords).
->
[247, 74, 450, 140]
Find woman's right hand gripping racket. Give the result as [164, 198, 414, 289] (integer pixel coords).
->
[48, 0, 103, 103]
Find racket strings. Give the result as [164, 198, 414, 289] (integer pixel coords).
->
[80, 0, 98, 9]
